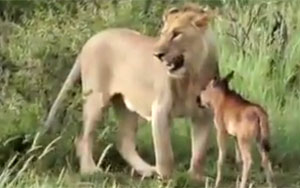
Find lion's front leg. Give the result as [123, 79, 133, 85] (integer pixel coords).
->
[189, 111, 213, 181]
[151, 102, 174, 179]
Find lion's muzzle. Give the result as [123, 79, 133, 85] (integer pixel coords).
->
[154, 51, 185, 72]
[168, 54, 184, 72]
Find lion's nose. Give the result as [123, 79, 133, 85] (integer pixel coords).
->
[153, 52, 165, 61]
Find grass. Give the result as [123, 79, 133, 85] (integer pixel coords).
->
[0, 0, 300, 187]
[0, 137, 299, 188]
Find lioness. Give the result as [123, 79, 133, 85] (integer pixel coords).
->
[197, 72, 273, 188]
[45, 4, 219, 180]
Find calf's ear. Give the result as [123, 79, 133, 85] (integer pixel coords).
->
[224, 71, 234, 82]
[196, 96, 204, 108]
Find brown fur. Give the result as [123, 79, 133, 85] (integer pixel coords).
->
[198, 72, 274, 188]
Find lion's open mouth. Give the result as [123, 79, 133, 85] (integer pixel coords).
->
[167, 54, 184, 72]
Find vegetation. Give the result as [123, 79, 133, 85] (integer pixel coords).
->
[0, 0, 299, 187]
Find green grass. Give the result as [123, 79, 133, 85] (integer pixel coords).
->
[1, 0, 300, 187]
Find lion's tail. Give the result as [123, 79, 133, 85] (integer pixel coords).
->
[44, 57, 81, 132]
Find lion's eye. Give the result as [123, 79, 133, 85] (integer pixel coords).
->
[172, 31, 182, 40]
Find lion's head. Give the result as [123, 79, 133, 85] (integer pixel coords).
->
[154, 4, 215, 78]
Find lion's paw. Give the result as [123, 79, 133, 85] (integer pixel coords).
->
[188, 169, 205, 182]
[133, 166, 156, 178]
[80, 164, 101, 175]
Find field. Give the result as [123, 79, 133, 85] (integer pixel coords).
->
[0, 0, 300, 187]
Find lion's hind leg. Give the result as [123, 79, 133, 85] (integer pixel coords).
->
[76, 91, 109, 175]
[114, 98, 155, 177]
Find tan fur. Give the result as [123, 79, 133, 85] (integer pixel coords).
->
[198, 73, 274, 188]
[45, 4, 219, 180]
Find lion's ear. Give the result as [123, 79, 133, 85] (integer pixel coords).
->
[193, 10, 215, 28]
[193, 14, 209, 28]
[163, 7, 179, 22]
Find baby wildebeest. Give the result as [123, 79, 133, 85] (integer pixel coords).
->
[197, 72, 273, 188]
